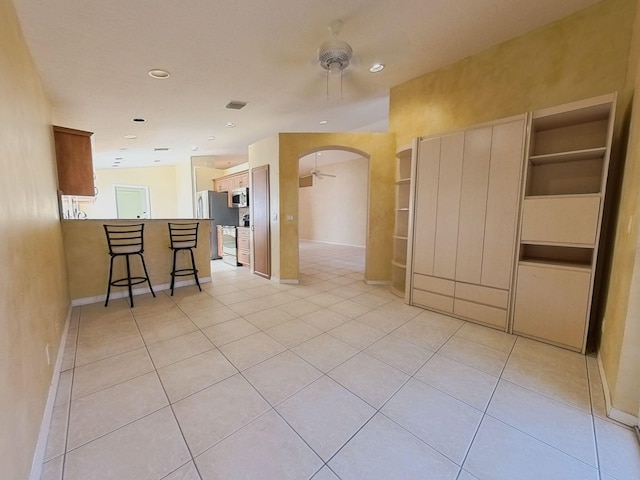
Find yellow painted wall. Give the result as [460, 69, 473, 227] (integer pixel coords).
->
[61, 220, 211, 301]
[599, 0, 640, 417]
[389, 0, 640, 417]
[390, 0, 635, 143]
[277, 133, 395, 282]
[0, 0, 71, 477]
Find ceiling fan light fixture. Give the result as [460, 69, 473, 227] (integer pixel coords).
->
[318, 38, 353, 73]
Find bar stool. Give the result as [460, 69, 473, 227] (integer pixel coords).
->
[168, 222, 201, 295]
[104, 223, 155, 307]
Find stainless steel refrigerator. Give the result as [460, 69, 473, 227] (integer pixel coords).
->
[196, 190, 239, 259]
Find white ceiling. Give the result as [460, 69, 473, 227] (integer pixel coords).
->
[13, 0, 598, 170]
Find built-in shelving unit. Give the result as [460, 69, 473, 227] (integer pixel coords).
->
[512, 93, 616, 352]
[390, 141, 416, 298]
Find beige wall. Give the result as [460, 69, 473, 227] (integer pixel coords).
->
[299, 156, 368, 247]
[277, 133, 395, 282]
[87, 166, 181, 219]
[0, 0, 71, 478]
[61, 220, 211, 301]
[389, 0, 640, 417]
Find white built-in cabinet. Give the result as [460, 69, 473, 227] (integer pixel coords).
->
[512, 94, 616, 352]
[408, 115, 527, 330]
[391, 142, 417, 298]
[397, 93, 615, 353]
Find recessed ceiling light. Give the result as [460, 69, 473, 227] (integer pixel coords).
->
[148, 69, 170, 79]
[123, 134, 137, 139]
[154, 159, 161, 163]
[112, 164, 120, 168]
[319, 120, 328, 125]
[119, 148, 128, 151]
[207, 136, 216, 141]
[225, 122, 236, 128]
[191, 146, 199, 152]
[132, 118, 146, 123]
[369, 63, 385, 73]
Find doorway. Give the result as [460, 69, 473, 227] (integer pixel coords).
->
[115, 185, 150, 219]
[298, 148, 369, 282]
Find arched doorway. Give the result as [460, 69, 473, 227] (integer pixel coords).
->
[297, 147, 369, 284]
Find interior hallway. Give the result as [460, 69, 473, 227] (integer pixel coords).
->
[41, 241, 640, 480]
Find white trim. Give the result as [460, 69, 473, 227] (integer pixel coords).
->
[279, 278, 299, 284]
[70, 277, 211, 306]
[29, 306, 73, 480]
[597, 353, 640, 427]
[366, 280, 391, 285]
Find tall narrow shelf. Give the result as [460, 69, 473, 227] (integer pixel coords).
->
[390, 141, 416, 298]
[512, 93, 616, 352]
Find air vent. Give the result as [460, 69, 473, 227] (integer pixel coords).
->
[154, 147, 169, 151]
[225, 101, 247, 110]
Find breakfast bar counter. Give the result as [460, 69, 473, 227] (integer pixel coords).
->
[61, 219, 211, 304]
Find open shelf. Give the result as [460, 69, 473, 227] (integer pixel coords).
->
[519, 243, 593, 270]
[529, 147, 606, 165]
[526, 156, 604, 196]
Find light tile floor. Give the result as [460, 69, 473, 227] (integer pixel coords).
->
[41, 242, 640, 480]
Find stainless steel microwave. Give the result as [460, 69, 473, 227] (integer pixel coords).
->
[230, 187, 249, 208]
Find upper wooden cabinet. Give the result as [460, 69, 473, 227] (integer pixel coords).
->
[213, 171, 249, 192]
[53, 126, 94, 196]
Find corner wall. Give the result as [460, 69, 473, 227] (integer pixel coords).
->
[0, 0, 71, 478]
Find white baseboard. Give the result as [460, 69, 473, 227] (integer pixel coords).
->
[597, 353, 639, 427]
[29, 306, 73, 480]
[365, 280, 391, 285]
[279, 278, 299, 284]
[70, 277, 212, 306]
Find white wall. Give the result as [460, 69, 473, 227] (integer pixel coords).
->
[298, 157, 368, 247]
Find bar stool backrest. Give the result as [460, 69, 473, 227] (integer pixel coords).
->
[104, 224, 145, 255]
[168, 222, 199, 249]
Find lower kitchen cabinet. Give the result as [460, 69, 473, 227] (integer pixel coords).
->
[237, 227, 250, 266]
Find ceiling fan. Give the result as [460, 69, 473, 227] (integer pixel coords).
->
[317, 20, 354, 99]
[310, 152, 336, 180]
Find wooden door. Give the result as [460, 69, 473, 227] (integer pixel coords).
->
[251, 165, 271, 279]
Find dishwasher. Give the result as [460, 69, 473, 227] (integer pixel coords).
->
[221, 226, 239, 266]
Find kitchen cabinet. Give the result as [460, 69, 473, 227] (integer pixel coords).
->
[512, 93, 615, 352]
[53, 126, 94, 196]
[216, 225, 224, 258]
[237, 227, 250, 266]
[409, 115, 526, 330]
[213, 171, 249, 192]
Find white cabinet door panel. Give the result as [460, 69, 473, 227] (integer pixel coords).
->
[412, 137, 441, 275]
[456, 126, 491, 284]
[482, 118, 526, 289]
[433, 132, 464, 280]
